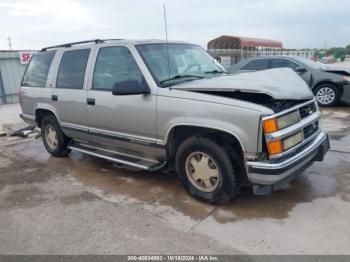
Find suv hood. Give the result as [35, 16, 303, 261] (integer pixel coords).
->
[173, 68, 314, 100]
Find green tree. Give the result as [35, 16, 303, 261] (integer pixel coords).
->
[345, 44, 350, 55]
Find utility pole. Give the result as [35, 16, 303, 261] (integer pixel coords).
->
[7, 37, 12, 50]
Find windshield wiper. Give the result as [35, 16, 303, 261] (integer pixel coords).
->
[159, 74, 204, 85]
[204, 69, 229, 74]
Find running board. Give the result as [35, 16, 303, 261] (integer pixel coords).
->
[68, 142, 167, 172]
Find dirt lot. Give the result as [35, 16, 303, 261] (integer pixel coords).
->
[0, 107, 349, 255]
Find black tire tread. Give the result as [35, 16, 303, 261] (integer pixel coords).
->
[175, 135, 242, 205]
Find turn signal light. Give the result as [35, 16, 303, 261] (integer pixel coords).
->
[263, 118, 278, 133]
[267, 140, 283, 155]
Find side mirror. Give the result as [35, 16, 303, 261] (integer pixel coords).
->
[294, 66, 306, 73]
[112, 80, 150, 96]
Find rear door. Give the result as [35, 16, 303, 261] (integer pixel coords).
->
[51, 48, 93, 141]
[86, 45, 157, 157]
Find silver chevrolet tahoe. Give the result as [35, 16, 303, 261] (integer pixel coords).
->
[20, 39, 330, 204]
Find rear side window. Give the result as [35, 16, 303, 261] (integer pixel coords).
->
[270, 59, 299, 69]
[242, 59, 269, 71]
[56, 49, 90, 89]
[22, 51, 55, 87]
[93, 47, 143, 91]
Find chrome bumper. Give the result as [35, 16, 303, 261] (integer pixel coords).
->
[247, 132, 330, 188]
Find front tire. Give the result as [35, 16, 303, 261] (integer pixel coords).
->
[315, 84, 340, 107]
[175, 136, 242, 204]
[41, 115, 70, 157]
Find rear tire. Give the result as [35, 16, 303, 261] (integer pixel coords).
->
[314, 83, 340, 107]
[175, 136, 242, 204]
[41, 115, 70, 157]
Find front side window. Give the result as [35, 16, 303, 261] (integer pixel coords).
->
[136, 43, 226, 86]
[56, 49, 90, 89]
[242, 59, 269, 71]
[270, 59, 299, 69]
[22, 51, 55, 87]
[93, 47, 143, 91]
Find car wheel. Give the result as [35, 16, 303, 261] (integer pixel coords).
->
[175, 136, 242, 204]
[41, 115, 70, 157]
[315, 84, 340, 107]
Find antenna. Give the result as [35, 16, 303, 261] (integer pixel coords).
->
[7, 37, 12, 50]
[163, 4, 171, 78]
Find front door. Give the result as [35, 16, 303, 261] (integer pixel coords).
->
[86, 46, 157, 158]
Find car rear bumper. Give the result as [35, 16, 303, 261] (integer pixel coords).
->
[246, 132, 330, 193]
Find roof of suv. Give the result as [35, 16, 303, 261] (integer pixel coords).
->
[41, 39, 190, 51]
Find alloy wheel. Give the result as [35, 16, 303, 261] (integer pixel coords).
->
[44, 125, 58, 150]
[185, 152, 220, 192]
[316, 87, 336, 105]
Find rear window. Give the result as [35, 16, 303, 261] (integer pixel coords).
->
[56, 49, 90, 89]
[242, 59, 269, 71]
[22, 51, 55, 87]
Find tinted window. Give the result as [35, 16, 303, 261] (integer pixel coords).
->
[22, 51, 55, 87]
[57, 49, 90, 89]
[93, 47, 144, 90]
[270, 59, 298, 69]
[242, 59, 269, 71]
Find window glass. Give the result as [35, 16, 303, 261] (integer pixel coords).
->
[136, 44, 225, 86]
[22, 51, 55, 87]
[270, 59, 298, 69]
[93, 47, 144, 90]
[57, 49, 90, 89]
[242, 59, 269, 71]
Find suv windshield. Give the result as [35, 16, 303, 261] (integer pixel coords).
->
[136, 43, 227, 86]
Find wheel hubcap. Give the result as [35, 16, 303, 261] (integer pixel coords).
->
[185, 152, 220, 193]
[45, 125, 58, 150]
[316, 87, 336, 105]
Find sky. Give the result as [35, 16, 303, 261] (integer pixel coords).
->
[0, 0, 349, 50]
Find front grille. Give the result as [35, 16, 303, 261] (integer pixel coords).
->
[303, 121, 319, 139]
[264, 100, 305, 113]
[299, 102, 316, 119]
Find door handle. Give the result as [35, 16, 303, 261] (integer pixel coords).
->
[51, 95, 58, 101]
[87, 98, 95, 105]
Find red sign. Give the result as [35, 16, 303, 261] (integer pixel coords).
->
[19, 52, 34, 64]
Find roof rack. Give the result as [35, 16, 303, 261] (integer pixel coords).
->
[41, 39, 123, 51]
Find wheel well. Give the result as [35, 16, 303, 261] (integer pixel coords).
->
[35, 109, 56, 127]
[314, 81, 342, 94]
[167, 126, 244, 160]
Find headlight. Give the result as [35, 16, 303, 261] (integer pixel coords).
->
[263, 111, 300, 133]
[283, 132, 303, 150]
[266, 131, 303, 155]
[343, 76, 350, 82]
[277, 111, 300, 129]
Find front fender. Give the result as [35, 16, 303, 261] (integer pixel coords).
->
[157, 96, 264, 157]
